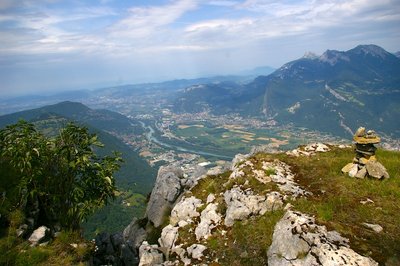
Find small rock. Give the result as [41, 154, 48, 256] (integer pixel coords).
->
[158, 225, 179, 249]
[28, 226, 50, 246]
[16, 224, 28, 238]
[348, 164, 359, 177]
[362, 223, 383, 233]
[355, 167, 367, 179]
[206, 194, 215, 204]
[341, 163, 354, 173]
[170, 196, 203, 226]
[187, 244, 207, 260]
[366, 161, 390, 179]
[195, 203, 222, 240]
[360, 198, 374, 205]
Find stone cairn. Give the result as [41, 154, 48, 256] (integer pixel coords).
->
[341, 127, 389, 179]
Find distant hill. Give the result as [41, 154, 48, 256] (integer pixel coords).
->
[173, 44, 400, 138]
[0, 101, 143, 136]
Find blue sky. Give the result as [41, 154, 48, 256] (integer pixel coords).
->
[0, 0, 399, 96]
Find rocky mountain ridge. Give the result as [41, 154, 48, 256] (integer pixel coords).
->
[98, 142, 400, 265]
[172, 44, 400, 138]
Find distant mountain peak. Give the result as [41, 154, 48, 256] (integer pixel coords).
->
[350, 44, 390, 59]
[319, 50, 350, 66]
[302, 51, 319, 59]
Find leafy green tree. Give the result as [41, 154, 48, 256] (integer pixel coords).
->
[0, 121, 121, 230]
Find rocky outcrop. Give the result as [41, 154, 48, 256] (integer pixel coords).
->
[267, 210, 378, 266]
[123, 218, 147, 249]
[195, 202, 222, 240]
[229, 156, 310, 198]
[158, 225, 179, 250]
[224, 187, 283, 226]
[93, 232, 139, 266]
[186, 244, 207, 260]
[170, 196, 202, 226]
[138, 241, 163, 266]
[146, 166, 184, 227]
[286, 142, 330, 157]
[113, 142, 386, 265]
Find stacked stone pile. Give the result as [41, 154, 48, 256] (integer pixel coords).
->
[342, 127, 389, 179]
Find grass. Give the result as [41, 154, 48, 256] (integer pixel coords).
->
[183, 146, 400, 265]
[0, 229, 93, 265]
[277, 146, 400, 265]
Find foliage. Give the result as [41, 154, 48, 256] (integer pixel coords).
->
[0, 230, 92, 265]
[0, 120, 121, 230]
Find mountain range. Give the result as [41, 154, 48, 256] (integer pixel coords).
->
[173, 45, 400, 138]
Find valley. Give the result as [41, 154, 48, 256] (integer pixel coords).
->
[1, 44, 400, 244]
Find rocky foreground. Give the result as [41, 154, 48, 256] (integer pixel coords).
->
[94, 143, 398, 265]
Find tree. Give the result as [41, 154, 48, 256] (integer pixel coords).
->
[0, 121, 121, 230]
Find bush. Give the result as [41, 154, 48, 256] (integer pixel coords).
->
[0, 121, 122, 230]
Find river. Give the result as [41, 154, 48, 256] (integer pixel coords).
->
[139, 121, 233, 160]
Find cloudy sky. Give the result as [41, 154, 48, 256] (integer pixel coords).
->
[0, 0, 399, 96]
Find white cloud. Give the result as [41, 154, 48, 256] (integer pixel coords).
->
[109, 0, 198, 39]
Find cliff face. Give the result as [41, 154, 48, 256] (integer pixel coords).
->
[124, 143, 400, 266]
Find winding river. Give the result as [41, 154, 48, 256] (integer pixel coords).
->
[139, 121, 232, 160]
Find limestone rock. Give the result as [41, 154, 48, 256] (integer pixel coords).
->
[195, 203, 222, 240]
[304, 142, 330, 152]
[365, 161, 390, 179]
[170, 196, 203, 226]
[123, 218, 147, 249]
[363, 223, 383, 233]
[265, 160, 310, 197]
[158, 225, 179, 249]
[286, 143, 330, 157]
[230, 154, 247, 170]
[253, 169, 272, 183]
[28, 226, 50, 246]
[355, 166, 367, 179]
[341, 162, 354, 173]
[187, 244, 207, 260]
[224, 187, 283, 226]
[146, 166, 184, 227]
[206, 193, 215, 203]
[138, 241, 164, 266]
[267, 211, 378, 266]
[348, 163, 359, 177]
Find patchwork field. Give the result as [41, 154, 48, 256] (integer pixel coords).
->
[172, 123, 295, 154]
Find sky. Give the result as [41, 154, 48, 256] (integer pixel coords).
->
[0, 0, 399, 97]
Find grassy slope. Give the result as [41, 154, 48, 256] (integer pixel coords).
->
[183, 146, 399, 265]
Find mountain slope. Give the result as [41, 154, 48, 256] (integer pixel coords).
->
[131, 144, 400, 265]
[0, 101, 143, 135]
[173, 45, 400, 138]
[0, 102, 157, 236]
